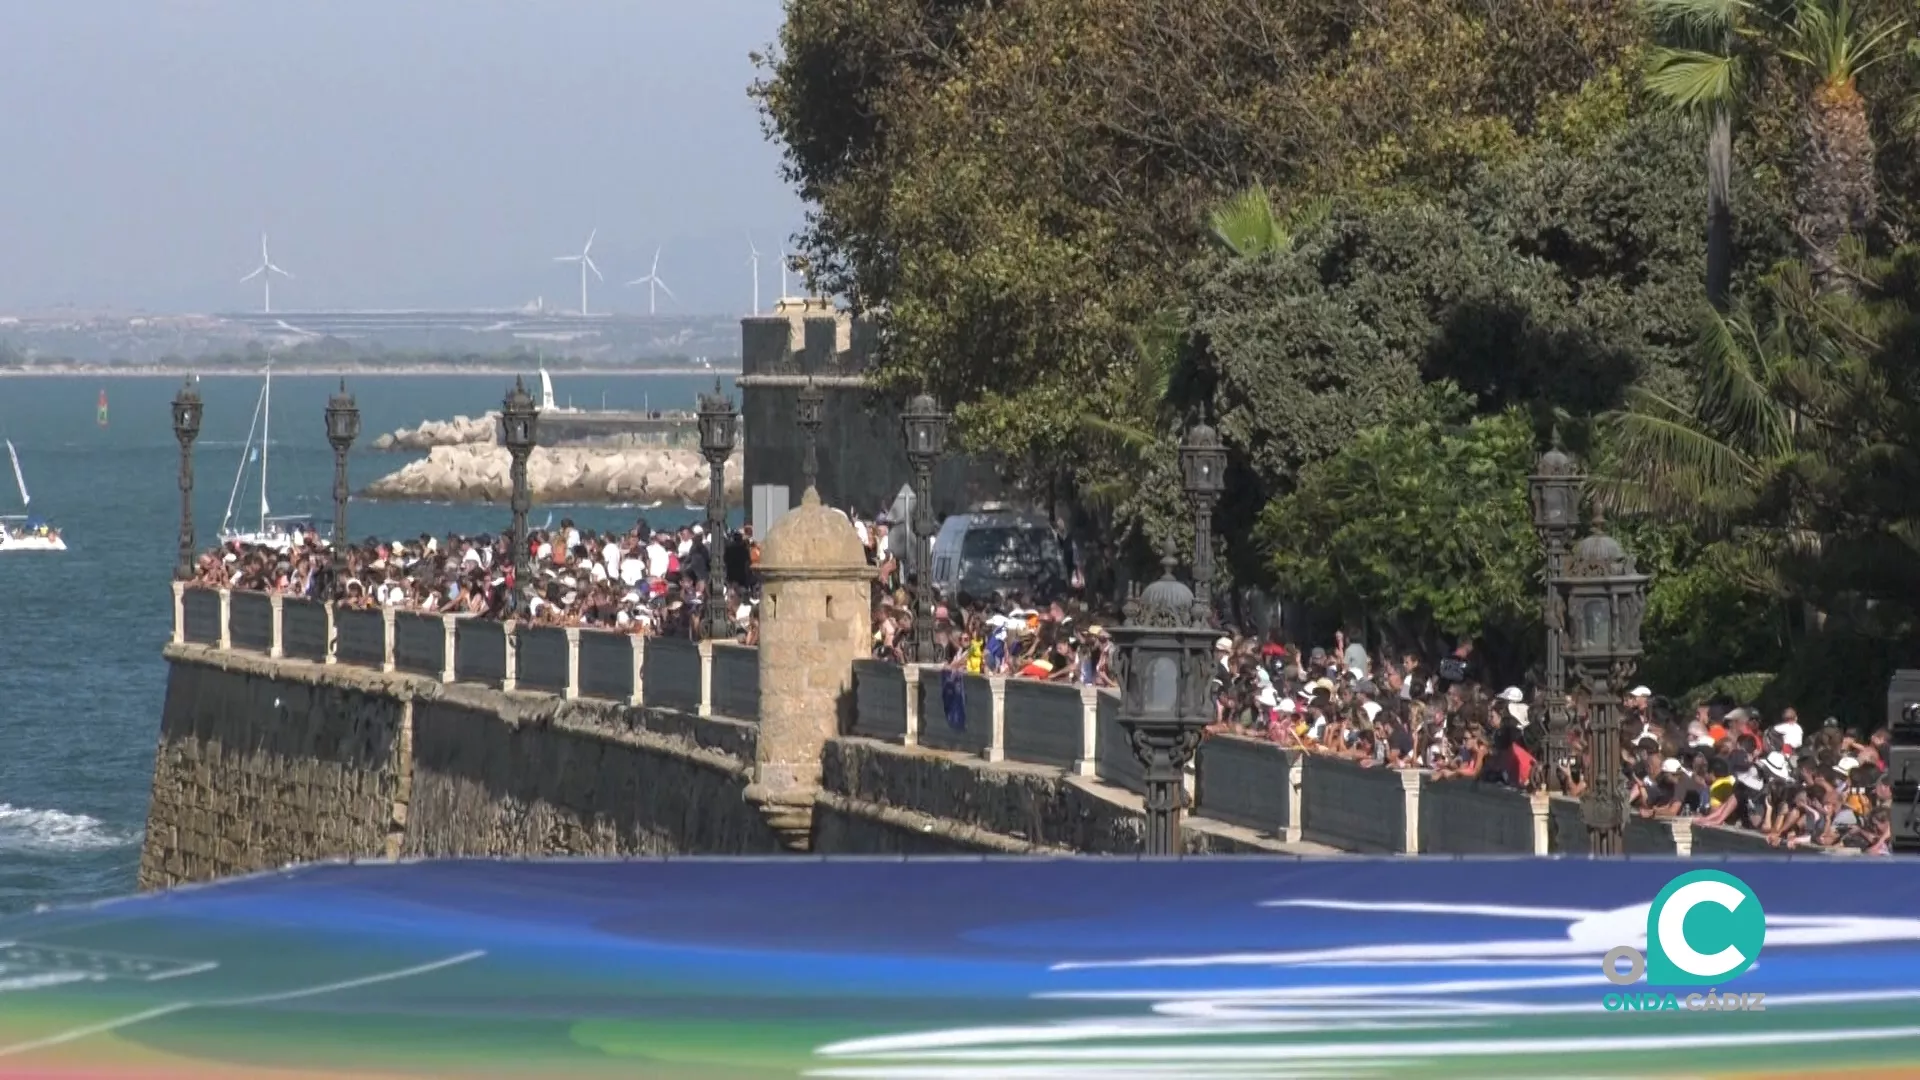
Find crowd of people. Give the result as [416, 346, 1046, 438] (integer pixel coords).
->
[197, 503, 1897, 855]
[847, 513, 1898, 855]
[193, 515, 764, 643]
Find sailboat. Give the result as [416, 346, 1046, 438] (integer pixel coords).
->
[218, 367, 313, 551]
[0, 440, 65, 552]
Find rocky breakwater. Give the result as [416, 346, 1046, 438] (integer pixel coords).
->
[371, 414, 498, 451]
[361, 445, 743, 505]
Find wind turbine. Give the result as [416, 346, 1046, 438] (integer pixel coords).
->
[552, 228, 602, 315]
[239, 233, 292, 314]
[747, 232, 762, 315]
[625, 246, 676, 315]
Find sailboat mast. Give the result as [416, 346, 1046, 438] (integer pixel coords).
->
[259, 366, 271, 533]
[7, 440, 27, 508]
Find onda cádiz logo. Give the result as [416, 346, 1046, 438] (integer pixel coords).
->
[1601, 869, 1769, 1013]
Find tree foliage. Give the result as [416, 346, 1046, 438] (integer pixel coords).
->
[1258, 386, 1538, 655]
[754, 0, 1647, 471]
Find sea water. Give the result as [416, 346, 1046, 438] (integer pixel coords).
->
[0, 373, 725, 912]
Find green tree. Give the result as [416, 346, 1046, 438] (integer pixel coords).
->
[1257, 386, 1539, 662]
[754, 0, 1646, 475]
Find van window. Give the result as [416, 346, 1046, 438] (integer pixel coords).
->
[960, 526, 1052, 563]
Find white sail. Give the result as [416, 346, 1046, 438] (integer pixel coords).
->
[539, 368, 557, 412]
[6, 440, 27, 507]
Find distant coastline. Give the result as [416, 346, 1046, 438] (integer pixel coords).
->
[0, 364, 742, 378]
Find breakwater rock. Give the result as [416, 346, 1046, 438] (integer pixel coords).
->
[361, 445, 743, 505]
[371, 414, 498, 451]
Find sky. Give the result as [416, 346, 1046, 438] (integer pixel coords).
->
[0, 1, 805, 316]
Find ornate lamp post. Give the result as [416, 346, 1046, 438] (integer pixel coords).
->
[1528, 448, 1582, 791]
[900, 392, 949, 664]
[1178, 419, 1228, 622]
[500, 377, 540, 604]
[324, 380, 360, 559]
[1554, 510, 1650, 855]
[171, 378, 203, 581]
[1109, 538, 1218, 856]
[698, 379, 738, 640]
[795, 377, 825, 492]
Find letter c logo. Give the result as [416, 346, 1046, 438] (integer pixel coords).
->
[1657, 880, 1749, 978]
[1645, 870, 1765, 986]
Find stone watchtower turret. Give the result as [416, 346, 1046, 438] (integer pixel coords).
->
[743, 485, 872, 850]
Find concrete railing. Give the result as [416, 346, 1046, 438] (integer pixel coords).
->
[175, 586, 1849, 857]
[643, 637, 703, 713]
[709, 643, 760, 721]
[174, 585, 740, 724]
[1195, 736, 1301, 842]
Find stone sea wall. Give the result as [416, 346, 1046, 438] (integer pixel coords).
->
[141, 644, 781, 889]
[360, 444, 743, 505]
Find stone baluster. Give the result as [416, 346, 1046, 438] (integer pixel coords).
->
[1530, 792, 1552, 855]
[171, 581, 186, 646]
[501, 619, 518, 691]
[1283, 752, 1305, 844]
[1667, 819, 1694, 857]
[565, 627, 581, 701]
[1073, 686, 1099, 777]
[900, 664, 924, 747]
[324, 603, 339, 664]
[440, 615, 459, 683]
[1399, 771, 1426, 854]
[983, 677, 1007, 763]
[380, 607, 397, 673]
[217, 589, 232, 651]
[268, 594, 285, 659]
[628, 634, 646, 707]
[697, 640, 715, 717]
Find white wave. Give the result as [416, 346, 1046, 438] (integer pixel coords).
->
[0, 805, 134, 853]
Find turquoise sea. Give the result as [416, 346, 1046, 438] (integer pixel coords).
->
[0, 372, 727, 913]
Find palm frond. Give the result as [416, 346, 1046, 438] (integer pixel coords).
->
[1645, 47, 1742, 111]
[1643, 0, 1749, 42]
[1777, 0, 1908, 82]
[1208, 184, 1282, 257]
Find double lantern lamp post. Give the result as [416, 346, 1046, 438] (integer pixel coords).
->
[698, 380, 739, 640]
[500, 377, 540, 607]
[171, 379, 204, 581]
[900, 392, 949, 665]
[324, 381, 360, 588]
[1528, 448, 1581, 791]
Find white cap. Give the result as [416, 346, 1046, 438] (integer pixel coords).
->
[1256, 687, 1278, 708]
[1277, 698, 1298, 715]
[1496, 686, 1524, 704]
[1629, 685, 1653, 698]
[1835, 756, 1860, 775]
[1761, 751, 1793, 781]
[1736, 768, 1764, 791]
[1361, 701, 1383, 722]
[1214, 636, 1232, 652]
[1660, 758, 1681, 774]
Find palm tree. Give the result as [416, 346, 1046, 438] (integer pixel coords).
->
[1643, 0, 1784, 311]
[1206, 184, 1329, 259]
[1644, 1, 1907, 302]
[1778, 1, 1908, 293]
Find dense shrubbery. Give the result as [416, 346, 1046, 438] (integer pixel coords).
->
[757, 0, 1920, 716]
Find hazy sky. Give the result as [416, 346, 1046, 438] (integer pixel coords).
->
[0, 2, 804, 316]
